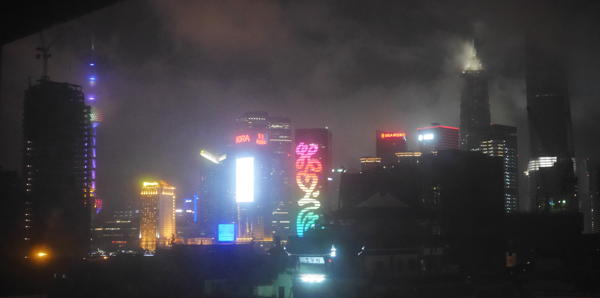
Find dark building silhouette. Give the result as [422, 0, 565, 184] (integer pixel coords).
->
[474, 124, 519, 213]
[23, 79, 92, 259]
[337, 150, 505, 274]
[375, 131, 407, 164]
[525, 37, 577, 213]
[0, 168, 22, 261]
[198, 150, 234, 238]
[92, 208, 140, 253]
[359, 156, 382, 172]
[460, 41, 490, 151]
[581, 159, 600, 234]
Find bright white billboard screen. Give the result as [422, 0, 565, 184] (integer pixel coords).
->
[236, 157, 254, 203]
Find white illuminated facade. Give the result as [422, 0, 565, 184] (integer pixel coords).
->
[417, 125, 459, 152]
[235, 157, 255, 203]
[417, 133, 434, 141]
[525, 156, 557, 175]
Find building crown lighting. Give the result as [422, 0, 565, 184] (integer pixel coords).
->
[463, 39, 483, 72]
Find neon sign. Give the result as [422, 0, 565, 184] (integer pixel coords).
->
[256, 133, 267, 145]
[235, 133, 268, 145]
[379, 132, 406, 139]
[94, 198, 103, 214]
[295, 142, 322, 237]
[235, 134, 251, 144]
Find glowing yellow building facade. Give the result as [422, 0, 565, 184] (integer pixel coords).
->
[140, 181, 176, 252]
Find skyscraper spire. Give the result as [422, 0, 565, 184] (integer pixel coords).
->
[35, 32, 53, 80]
[463, 39, 483, 73]
[459, 38, 490, 151]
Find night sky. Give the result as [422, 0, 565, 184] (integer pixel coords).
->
[2, 0, 600, 211]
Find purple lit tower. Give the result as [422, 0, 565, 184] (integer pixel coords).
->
[87, 41, 103, 215]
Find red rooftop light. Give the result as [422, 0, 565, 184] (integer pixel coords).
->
[417, 125, 459, 131]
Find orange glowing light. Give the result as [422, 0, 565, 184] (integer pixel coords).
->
[235, 134, 251, 144]
[379, 132, 406, 139]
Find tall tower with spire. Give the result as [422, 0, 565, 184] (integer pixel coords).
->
[459, 39, 490, 151]
[23, 34, 93, 258]
[86, 39, 103, 216]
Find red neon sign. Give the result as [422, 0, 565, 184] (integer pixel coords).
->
[379, 132, 406, 139]
[235, 134, 251, 144]
[256, 133, 267, 145]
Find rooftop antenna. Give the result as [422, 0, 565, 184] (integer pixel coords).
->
[35, 31, 55, 80]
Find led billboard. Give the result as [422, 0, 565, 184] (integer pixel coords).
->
[218, 224, 235, 242]
[295, 142, 323, 237]
[235, 157, 255, 203]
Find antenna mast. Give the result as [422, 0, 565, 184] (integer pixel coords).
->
[35, 32, 53, 80]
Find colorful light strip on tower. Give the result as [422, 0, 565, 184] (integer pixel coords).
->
[86, 41, 102, 214]
[295, 142, 322, 237]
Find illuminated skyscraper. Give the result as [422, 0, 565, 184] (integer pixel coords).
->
[266, 117, 293, 238]
[268, 116, 292, 155]
[460, 40, 490, 151]
[474, 125, 519, 213]
[376, 131, 407, 164]
[86, 41, 103, 216]
[417, 124, 459, 153]
[525, 36, 577, 212]
[233, 112, 294, 240]
[294, 128, 332, 237]
[140, 181, 176, 252]
[23, 79, 92, 259]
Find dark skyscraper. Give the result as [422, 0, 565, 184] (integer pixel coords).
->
[0, 168, 22, 262]
[525, 37, 577, 213]
[474, 124, 519, 213]
[580, 159, 600, 234]
[23, 79, 92, 259]
[376, 130, 407, 164]
[459, 41, 490, 151]
[198, 149, 233, 238]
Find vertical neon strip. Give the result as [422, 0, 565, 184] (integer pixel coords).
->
[295, 142, 322, 237]
[193, 193, 198, 223]
[87, 45, 102, 215]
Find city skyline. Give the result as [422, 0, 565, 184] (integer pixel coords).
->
[2, 0, 600, 213]
[3, 1, 600, 297]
